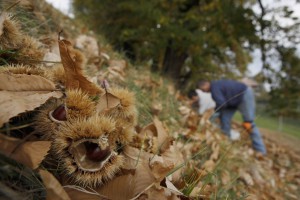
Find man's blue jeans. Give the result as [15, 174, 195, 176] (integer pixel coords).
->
[219, 87, 267, 154]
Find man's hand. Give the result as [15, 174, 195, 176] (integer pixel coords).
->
[242, 122, 252, 133]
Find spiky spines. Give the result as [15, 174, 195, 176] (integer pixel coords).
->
[52, 116, 124, 187]
[0, 64, 46, 76]
[0, 13, 44, 65]
[107, 88, 138, 126]
[100, 88, 138, 147]
[44, 64, 66, 86]
[34, 89, 100, 139]
[34, 98, 64, 140]
[0, 13, 21, 49]
[65, 89, 98, 119]
[18, 35, 44, 62]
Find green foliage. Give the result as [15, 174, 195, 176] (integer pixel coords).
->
[268, 47, 300, 117]
[73, 0, 258, 82]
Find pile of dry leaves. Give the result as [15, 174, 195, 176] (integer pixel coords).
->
[0, 1, 299, 200]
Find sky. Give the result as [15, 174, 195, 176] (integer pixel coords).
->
[45, 0, 300, 77]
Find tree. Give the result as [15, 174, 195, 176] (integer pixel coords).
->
[255, 0, 300, 118]
[73, 0, 258, 84]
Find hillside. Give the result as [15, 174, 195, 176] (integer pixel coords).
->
[0, 1, 299, 200]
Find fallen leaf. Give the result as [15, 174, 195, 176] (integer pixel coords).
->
[221, 170, 231, 185]
[96, 92, 121, 113]
[140, 118, 173, 154]
[75, 35, 99, 58]
[202, 159, 215, 173]
[39, 170, 71, 200]
[0, 90, 62, 127]
[100, 52, 110, 60]
[153, 117, 173, 153]
[109, 59, 127, 70]
[64, 184, 111, 200]
[0, 133, 20, 153]
[0, 73, 56, 91]
[209, 142, 219, 161]
[64, 169, 156, 200]
[164, 178, 183, 195]
[139, 184, 181, 200]
[58, 38, 102, 96]
[238, 169, 254, 186]
[161, 145, 185, 182]
[0, 134, 51, 169]
[12, 141, 51, 169]
[150, 155, 174, 181]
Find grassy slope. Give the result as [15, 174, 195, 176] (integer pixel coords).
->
[234, 112, 300, 139]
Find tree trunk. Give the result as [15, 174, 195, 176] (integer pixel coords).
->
[162, 40, 188, 82]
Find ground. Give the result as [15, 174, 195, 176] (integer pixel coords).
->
[260, 128, 300, 154]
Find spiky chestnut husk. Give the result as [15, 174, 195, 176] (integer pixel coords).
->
[0, 64, 46, 76]
[105, 88, 138, 126]
[51, 116, 124, 187]
[34, 98, 64, 140]
[44, 64, 66, 86]
[100, 88, 138, 145]
[65, 89, 101, 120]
[0, 13, 44, 65]
[0, 13, 22, 49]
[18, 36, 44, 63]
[34, 89, 99, 140]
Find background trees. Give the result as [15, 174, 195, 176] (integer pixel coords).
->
[73, 0, 300, 118]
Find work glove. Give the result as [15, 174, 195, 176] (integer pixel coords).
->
[242, 122, 252, 133]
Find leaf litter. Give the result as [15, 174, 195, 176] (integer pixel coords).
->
[0, 1, 299, 200]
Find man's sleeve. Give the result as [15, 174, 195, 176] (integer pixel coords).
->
[211, 85, 226, 111]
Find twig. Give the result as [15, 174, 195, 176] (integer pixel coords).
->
[5, 1, 21, 12]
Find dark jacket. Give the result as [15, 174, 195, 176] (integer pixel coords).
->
[210, 80, 247, 110]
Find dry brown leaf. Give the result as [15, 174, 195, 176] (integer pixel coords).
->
[238, 169, 254, 186]
[139, 185, 180, 200]
[75, 35, 99, 58]
[0, 133, 20, 153]
[12, 141, 51, 169]
[97, 174, 136, 200]
[150, 155, 174, 181]
[64, 186, 108, 200]
[202, 159, 215, 173]
[39, 170, 71, 200]
[58, 38, 102, 96]
[0, 134, 51, 169]
[139, 118, 172, 154]
[0, 90, 62, 127]
[109, 59, 127, 70]
[221, 170, 231, 185]
[161, 145, 185, 182]
[96, 92, 121, 113]
[164, 178, 183, 196]
[122, 146, 144, 170]
[0, 73, 56, 91]
[209, 142, 220, 161]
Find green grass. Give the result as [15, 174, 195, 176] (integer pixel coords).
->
[234, 112, 300, 139]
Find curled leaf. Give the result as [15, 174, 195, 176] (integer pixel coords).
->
[0, 91, 62, 127]
[96, 92, 121, 113]
[58, 38, 102, 96]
